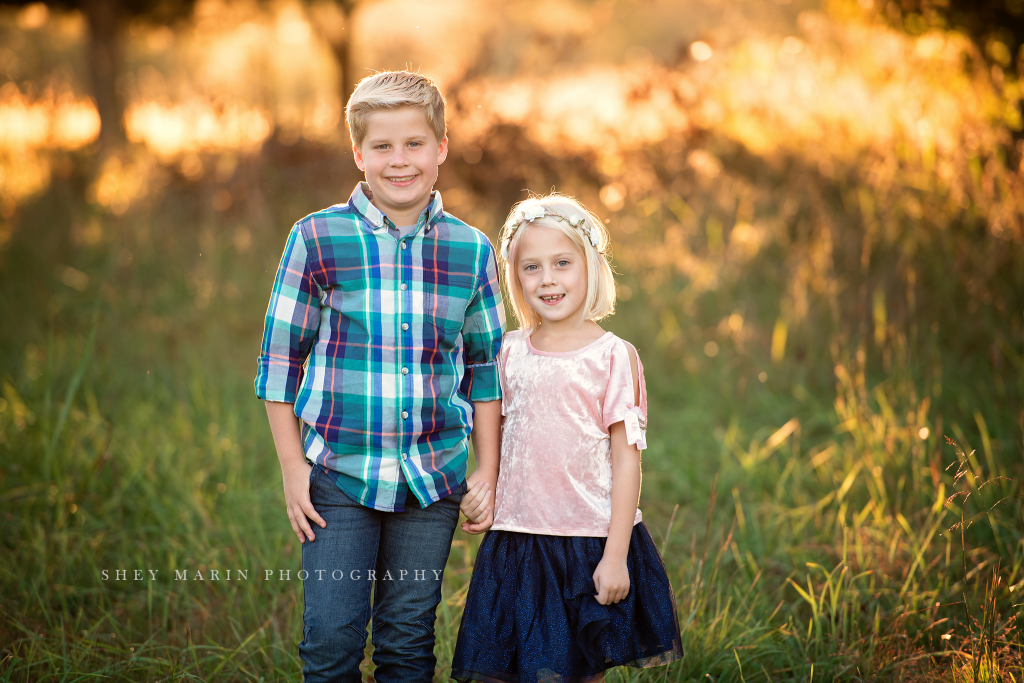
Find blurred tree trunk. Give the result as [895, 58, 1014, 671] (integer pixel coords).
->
[336, 0, 354, 107]
[82, 0, 125, 151]
[310, 0, 358, 135]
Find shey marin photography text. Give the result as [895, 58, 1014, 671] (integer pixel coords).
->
[100, 568, 445, 582]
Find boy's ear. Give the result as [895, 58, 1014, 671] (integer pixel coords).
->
[436, 136, 449, 165]
[352, 143, 366, 172]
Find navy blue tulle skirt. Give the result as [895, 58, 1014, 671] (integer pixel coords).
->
[451, 523, 683, 682]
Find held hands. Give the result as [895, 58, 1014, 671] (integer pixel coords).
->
[459, 471, 494, 534]
[593, 555, 630, 606]
[282, 458, 326, 543]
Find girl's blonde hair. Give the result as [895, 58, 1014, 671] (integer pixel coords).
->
[498, 193, 616, 333]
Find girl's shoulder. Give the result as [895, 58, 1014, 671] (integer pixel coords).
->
[501, 329, 527, 353]
[605, 332, 640, 361]
[499, 328, 527, 366]
[604, 335, 645, 402]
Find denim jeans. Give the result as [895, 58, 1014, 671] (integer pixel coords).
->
[299, 465, 465, 683]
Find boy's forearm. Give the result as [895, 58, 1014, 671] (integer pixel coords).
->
[265, 401, 307, 470]
[469, 400, 502, 477]
[605, 423, 642, 560]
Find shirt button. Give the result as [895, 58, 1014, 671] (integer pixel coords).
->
[401, 411, 409, 419]
[402, 323, 409, 331]
[400, 283, 407, 291]
[402, 453, 408, 461]
[401, 367, 409, 375]
[401, 242, 407, 250]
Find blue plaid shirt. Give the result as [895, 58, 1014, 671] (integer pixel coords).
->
[255, 183, 505, 511]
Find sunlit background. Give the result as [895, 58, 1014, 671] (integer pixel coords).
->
[2, 0, 1024, 679]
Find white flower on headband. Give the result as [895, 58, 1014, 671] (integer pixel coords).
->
[501, 206, 602, 260]
[520, 205, 546, 223]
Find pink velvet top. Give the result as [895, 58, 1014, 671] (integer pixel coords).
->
[491, 330, 647, 537]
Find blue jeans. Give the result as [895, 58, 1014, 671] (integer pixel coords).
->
[299, 465, 465, 683]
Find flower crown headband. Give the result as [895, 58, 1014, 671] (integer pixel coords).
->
[500, 205, 601, 261]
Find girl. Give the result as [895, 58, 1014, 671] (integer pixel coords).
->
[452, 194, 683, 682]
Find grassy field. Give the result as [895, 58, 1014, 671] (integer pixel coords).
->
[3, 2, 1024, 680]
[1, 133, 1022, 682]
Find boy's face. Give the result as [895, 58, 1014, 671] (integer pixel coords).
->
[353, 107, 448, 226]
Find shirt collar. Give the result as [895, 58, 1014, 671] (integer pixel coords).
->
[348, 183, 446, 234]
[350, 182, 386, 231]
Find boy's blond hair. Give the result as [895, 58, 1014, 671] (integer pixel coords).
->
[346, 71, 447, 147]
[498, 193, 616, 333]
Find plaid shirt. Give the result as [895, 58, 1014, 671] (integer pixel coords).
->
[255, 183, 505, 511]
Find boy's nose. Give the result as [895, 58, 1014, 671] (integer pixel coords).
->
[390, 149, 409, 166]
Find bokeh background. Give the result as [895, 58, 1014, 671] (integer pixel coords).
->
[2, 0, 1024, 680]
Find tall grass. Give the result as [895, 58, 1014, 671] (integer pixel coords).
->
[1, 171, 1021, 681]
[3, 5, 1024, 675]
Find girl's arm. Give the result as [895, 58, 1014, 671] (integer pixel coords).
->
[461, 399, 502, 534]
[593, 347, 643, 606]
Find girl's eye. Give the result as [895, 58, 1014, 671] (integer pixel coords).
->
[557, 260, 569, 267]
[523, 264, 537, 272]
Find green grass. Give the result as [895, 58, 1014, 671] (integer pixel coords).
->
[2, 127, 1023, 681]
[1, 242, 1021, 683]
[4, 313, 1021, 682]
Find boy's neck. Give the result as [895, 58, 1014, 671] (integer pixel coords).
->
[363, 184, 431, 228]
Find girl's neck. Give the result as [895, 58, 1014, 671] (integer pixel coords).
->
[528, 320, 606, 353]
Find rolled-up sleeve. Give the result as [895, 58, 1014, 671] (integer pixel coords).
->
[255, 223, 321, 403]
[461, 243, 505, 402]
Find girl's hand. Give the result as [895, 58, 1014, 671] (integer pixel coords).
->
[459, 480, 490, 523]
[593, 555, 630, 605]
[460, 507, 493, 534]
[460, 470, 495, 535]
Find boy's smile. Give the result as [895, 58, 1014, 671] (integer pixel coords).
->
[516, 226, 588, 330]
[353, 107, 448, 227]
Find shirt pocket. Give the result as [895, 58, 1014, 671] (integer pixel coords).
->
[320, 261, 371, 318]
[425, 274, 476, 334]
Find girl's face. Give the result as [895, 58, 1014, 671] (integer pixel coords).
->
[515, 225, 588, 329]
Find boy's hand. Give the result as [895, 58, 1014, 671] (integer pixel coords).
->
[460, 470, 495, 535]
[282, 458, 326, 543]
[593, 555, 630, 605]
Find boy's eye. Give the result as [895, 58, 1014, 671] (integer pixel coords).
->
[375, 144, 390, 151]
[408, 141, 422, 148]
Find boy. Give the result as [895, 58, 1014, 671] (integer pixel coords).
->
[255, 71, 503, 682]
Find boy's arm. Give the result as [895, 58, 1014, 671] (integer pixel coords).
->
[459, 240, 506, 534]
[255, 222, 324, 542]
[266, 401, 326, 543]
[461, 399, 501, 534]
